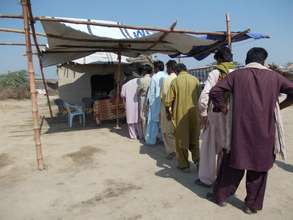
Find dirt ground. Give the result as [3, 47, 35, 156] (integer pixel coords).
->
[0, 96, 292, 220]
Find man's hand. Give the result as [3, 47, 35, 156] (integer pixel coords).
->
[200, 116, 209, 130]
[220, 105, 228, 115]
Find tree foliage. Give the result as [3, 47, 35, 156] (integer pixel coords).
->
[0, 70, 30, 99]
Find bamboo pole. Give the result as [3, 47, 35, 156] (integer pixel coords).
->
[0, 27, 169, 44]
[225, 13, 232, 49]
[0, 42, 46, 46]
[21, 0, 45, 170]
[44, 34, 165, 44]
[146, 21, 177, 50]
[115, 49, 122, 129]
[49, 45, 176, 53]
[0, 27, 46, 36]
[0, 14, 233, 36]
[42, 50, 113, 54]
[27, 1, 53, 118]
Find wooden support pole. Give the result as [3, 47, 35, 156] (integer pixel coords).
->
[146, 21, 177, 50]
[0, 27, 170, 44]
[45, 45, 176, 53]
[0, 27, 46, 36]
[0, 42, 46, 46]
[225, 13, 232, 49]
[21, 0, 45, 170]
[115, 49, 122, 129]
[27, 1, 53, 118]
[0, 14, 233, 36]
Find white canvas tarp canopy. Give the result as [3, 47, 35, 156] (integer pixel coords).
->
[40, 17, 216, 67]
[73, 52, 129, 65]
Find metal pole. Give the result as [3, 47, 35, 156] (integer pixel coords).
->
[27, 1, 53, 118]
[225, 13, 232, 49]
[21, 0, 45, 170]
[115, 50, 122, 129]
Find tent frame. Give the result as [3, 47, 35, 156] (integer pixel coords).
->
[0, 0, 233, 170]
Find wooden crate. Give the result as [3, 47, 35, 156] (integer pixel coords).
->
[94, 98, 125, 123]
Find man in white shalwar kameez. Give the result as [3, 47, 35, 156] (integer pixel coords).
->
[197, 47, 235, 186]
[121, 77, 143, 139]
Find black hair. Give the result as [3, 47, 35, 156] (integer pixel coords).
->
[175, 63, 187, 73]
[136, 63, 144, 75]
[143, 64, 153, 75]
[245, 47, 268, 65]
[125, 63, 137, 75]
[166, 60, 177, 72]
[214, 47, 233, 62]
[153, 60, 164, 71]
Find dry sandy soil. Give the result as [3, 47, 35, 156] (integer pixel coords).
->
[0, 96, 292, 220]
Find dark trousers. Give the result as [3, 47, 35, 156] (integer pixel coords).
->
[213, 153, 268, 210]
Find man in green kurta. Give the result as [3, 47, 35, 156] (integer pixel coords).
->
[165, 63, 201, 171]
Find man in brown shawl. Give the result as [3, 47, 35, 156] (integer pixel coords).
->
[208, 47, 293, 214]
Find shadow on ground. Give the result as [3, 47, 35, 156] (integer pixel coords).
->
[275, 160, 293, 173]
[110, 123, 130, 139]
[42, 115, 128, 135]
[43, 116, 97, 134]
[139, 143, 244, 211]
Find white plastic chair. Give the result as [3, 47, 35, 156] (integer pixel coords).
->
[64, 102, 85, 128]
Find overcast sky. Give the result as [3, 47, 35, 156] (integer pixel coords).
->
[0, 0, 292, 78]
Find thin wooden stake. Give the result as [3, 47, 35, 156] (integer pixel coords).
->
[225, 13, 232, 49]
[21, 0, 45, 170]
[27, 1, 53, 118]
[115, 49, 122, 129]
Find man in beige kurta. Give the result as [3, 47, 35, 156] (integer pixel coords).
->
[197, 47, 235, 186]
[137, 64, 153, 137]
[165, 63, 201, 170]
[160, 60, 177, 159]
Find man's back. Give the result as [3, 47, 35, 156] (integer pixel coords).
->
[121, 78, 138, 102]
[147, 71, 167, 121]
[172, 71, 199, 111]
[168, 71, 200, 125]
[161, 73, 177, 101]
[151, 71, 167, 99]
[232, 68, 280, 133]
[121, 78, 139, 124]
[137, 74, 151, 97]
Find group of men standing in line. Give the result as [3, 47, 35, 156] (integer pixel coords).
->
[121, 59, 200, 170]
[120, 47, 293, 214]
